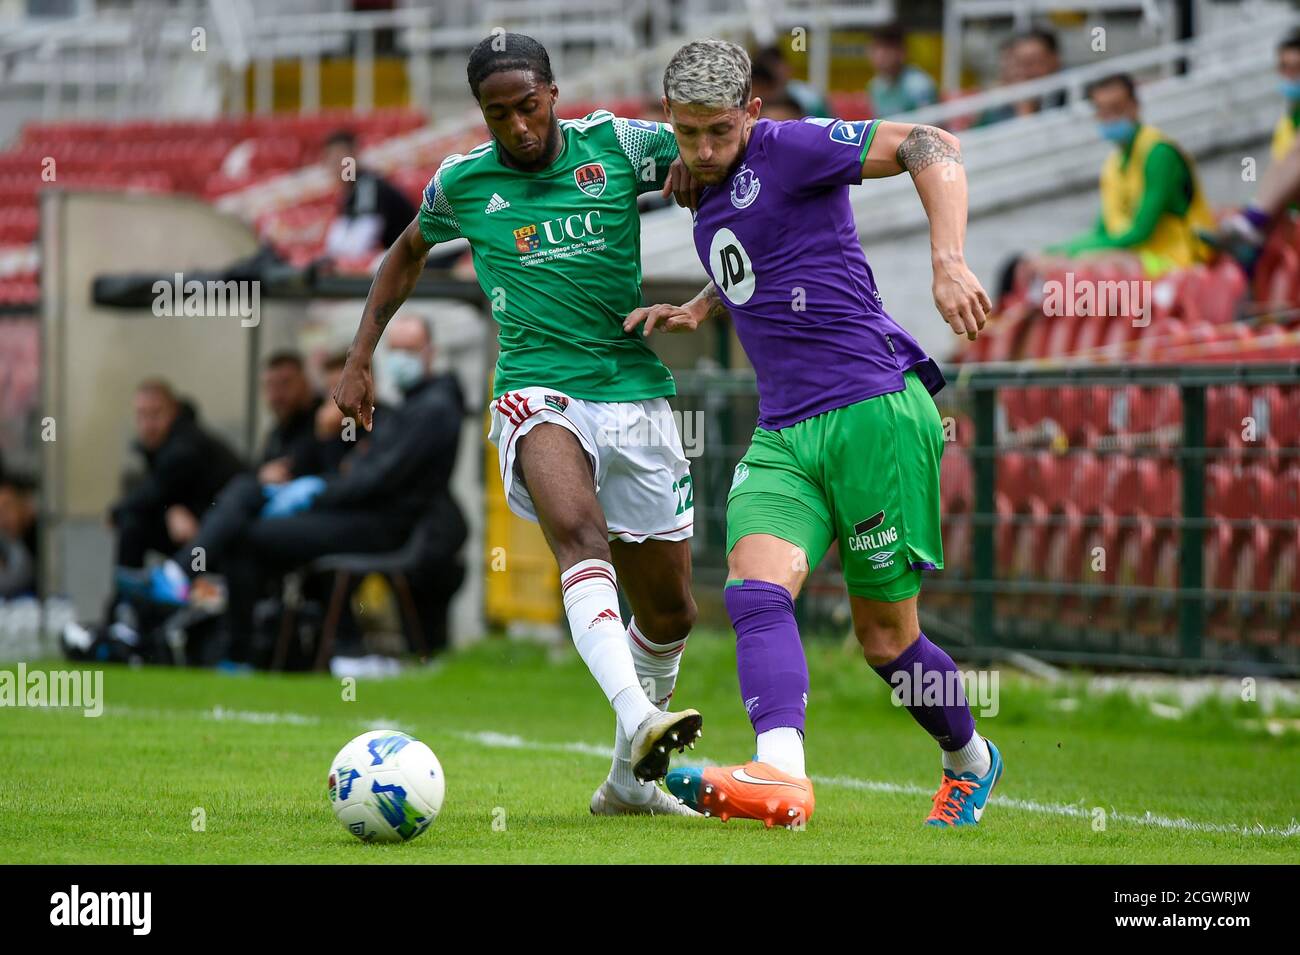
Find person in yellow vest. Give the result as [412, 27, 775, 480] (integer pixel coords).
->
[1047, 72, 1215, 277]
[1272, 34, 1300, 162]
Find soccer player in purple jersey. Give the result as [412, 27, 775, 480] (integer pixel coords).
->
[625, 40, 1000, 827]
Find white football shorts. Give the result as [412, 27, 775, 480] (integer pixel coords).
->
[487, 387, 694, 543]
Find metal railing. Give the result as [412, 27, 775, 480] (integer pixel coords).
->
[670, 362, 1300, 675]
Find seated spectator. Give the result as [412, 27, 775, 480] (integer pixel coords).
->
[751, 45, 834, 119]
[1045, 73, 1214, 277]
[257, 350, 325, 485]
[1273, 32, 1300, 163]
[868, 25, 937, 117]
[0, 474, 38, 597]
[125, 316, 467, 666]
[759, 95, 805, 121]
[978, 28, 1065, 126]
[110, 379, 244, 569]
[303, 349, 374, 477]
[115, 349, 378, 607]
[320, 129, 418, 264]
[1009, 29, 1066, 115]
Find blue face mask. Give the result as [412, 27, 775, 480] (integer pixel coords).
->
[1281, 79, 1300, 102]
[381, 349, 426, 392]
[1098, 118, 1137, 144]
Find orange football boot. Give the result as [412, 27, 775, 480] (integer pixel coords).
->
[665, 760, 815, 828]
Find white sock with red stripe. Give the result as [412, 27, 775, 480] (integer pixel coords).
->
[608, 618, 688, 802]
[560, 560, 656, 746]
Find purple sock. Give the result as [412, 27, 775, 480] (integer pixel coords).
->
[725, 579, 808, 735]
[871, 632, 975, 752]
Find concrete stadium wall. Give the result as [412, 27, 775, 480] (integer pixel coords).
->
[40, 190, 261, 620]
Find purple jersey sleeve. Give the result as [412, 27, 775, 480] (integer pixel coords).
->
[763, 118, 878, 195]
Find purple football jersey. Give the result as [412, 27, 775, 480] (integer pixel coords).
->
[691, 118, 943, 430]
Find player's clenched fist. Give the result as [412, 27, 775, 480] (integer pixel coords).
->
[932, 256, 992, 341]
[623, 301, 704, 337]
[332, 356, 376, 432]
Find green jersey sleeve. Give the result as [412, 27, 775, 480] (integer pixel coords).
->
[610, 116, 680, 194]
[417, 166, 462, 245]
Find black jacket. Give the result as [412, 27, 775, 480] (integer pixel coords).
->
[314, 373, 464, 519]
[261, 396, 324, 474]
[341, 170, 418, 250]
[114, 402, 245, 521]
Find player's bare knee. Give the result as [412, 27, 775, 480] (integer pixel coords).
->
[726, 555, 803, 599]
[549, 518, 611, 568]
[853, 615, 919, 666]
[639, 594, 697, 644]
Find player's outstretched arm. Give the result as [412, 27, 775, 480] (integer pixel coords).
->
[623, 281, 728, 337]
[861, 122, 991, 341]
[334, 220, 436, 430]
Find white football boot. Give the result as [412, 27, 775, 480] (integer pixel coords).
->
[589, 780, 702, 817]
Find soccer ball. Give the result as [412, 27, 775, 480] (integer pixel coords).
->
[327, 730, 445, 843]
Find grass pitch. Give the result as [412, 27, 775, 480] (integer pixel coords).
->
[2, 636, 1297, 863]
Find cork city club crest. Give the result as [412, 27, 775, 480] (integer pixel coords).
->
[574, 162, 607, 198]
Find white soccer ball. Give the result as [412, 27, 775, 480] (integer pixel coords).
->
[327, 730, 445, 843]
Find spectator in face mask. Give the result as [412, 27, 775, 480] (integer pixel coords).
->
[1273, 33, 1300, 164]
[1043, 73, 1215, 277]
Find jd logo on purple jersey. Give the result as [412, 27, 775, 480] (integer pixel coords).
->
[730, 163, 761, 209]
[574, 162, 607, 198]
[709, 228, 755, 305]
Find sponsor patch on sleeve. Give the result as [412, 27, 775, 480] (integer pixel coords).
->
[828, 120, 870, 146]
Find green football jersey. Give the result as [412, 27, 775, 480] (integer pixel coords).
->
[418, 111, 680, 402]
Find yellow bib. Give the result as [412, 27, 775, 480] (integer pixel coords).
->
[1273, 112, 1297, 161]
[1099, 124, 1214, 277]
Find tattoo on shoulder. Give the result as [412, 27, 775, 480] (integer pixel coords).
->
[896, 126, 961, 177]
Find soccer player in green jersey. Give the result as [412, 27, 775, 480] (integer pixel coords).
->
[335, 33, 703, 816]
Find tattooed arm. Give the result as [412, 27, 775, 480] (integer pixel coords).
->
[334, 220, 436, 430]
[623, 280, 728, 337]
[859, 122, 991, 341]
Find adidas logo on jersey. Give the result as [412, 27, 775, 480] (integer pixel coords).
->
[484, 193, 510, 214]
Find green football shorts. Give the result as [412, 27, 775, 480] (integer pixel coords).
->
[726, 370, 945, 602]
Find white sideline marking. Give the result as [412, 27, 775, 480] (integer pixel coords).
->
[453, 730, 1300, 839]
[79, 707, 1300, 839]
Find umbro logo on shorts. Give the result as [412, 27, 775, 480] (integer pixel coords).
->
[484, 193, 511, 214]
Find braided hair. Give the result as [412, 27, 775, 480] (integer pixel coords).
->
[467, 32, 554, 100]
